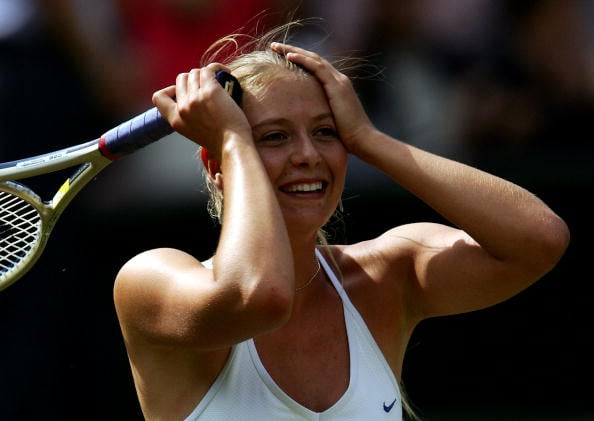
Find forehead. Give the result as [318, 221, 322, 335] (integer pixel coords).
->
[243, 73, 330, 125]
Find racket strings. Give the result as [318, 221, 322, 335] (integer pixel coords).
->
[0, 191, 42, 275]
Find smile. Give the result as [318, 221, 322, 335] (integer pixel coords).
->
[281, 181, 324, 193]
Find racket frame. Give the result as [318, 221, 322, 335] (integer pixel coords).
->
[0, 148, 111, 290]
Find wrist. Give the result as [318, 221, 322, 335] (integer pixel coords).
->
[344, 125, 380, 158]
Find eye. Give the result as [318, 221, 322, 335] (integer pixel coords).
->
[263, 132, 285, 141]
[314, 127, 339, 140]
[258, 131, 287, 144]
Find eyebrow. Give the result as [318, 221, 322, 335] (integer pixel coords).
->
[252, 112, 334, 130]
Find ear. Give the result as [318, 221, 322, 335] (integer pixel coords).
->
[213, 172, 224, 189]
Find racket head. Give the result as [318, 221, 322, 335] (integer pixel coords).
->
[0, 159, 106, 291]
[0, 181, 50, 291]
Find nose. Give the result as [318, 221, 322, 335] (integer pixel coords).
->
[290, 133, 321, 168]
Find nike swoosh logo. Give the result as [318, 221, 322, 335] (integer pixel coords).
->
[383, 397, 397, 412]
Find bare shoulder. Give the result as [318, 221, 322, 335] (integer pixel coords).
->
[118, 247, 207, 276]
[325, 222, 466, 316]
[115, 247, 209, 292]
[323, 224, 420, 293]
[332, 222, 456, 280]
[113, 247, 212, 342]
[113, 249, 228, 419]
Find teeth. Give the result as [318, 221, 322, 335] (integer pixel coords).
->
[285, 182, 323, 193]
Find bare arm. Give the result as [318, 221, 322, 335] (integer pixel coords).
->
[114, 65, 294, 350]
[272, 43, 570, 320]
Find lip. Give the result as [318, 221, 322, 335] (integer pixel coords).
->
[279, 178, 328, 195]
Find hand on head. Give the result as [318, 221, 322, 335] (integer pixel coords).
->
[152, 63, 250, 159]
[270, 43, 375, 155]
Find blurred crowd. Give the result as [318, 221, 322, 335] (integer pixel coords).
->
[1, 0, 592, 181]
[0, 0, 289, 160]
[299, 0, 594, 162]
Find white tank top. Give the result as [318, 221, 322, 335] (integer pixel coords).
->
[185, 249, 402, 420]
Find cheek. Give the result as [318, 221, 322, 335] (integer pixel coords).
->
[326, 146, 348, 181]
[256, 150, 284, 181]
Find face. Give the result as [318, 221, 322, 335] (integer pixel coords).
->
[243, 72, 348, 232]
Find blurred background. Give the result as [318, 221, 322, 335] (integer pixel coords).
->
[0, 0, 592, 419]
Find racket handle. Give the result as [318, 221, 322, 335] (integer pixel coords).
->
[99, 71, 242, 161]
[99, 108, 173, 160]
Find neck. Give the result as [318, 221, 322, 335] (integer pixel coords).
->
[289, 233, 322, 295]
[295, 254, 320, 292]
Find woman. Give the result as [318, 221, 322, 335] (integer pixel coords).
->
[113, 22, 570, 420]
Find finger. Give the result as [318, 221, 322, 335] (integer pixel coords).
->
[201, 63, 233, 92]
[152, 85, 179, 121]
[270, 43, 335, 72]
[186, 68, 201, 100]
[284, 52, 342, 89]
[271, 43, 339, 79]
[153, 85, 176, 101]
[174, 71, 190, 107]
[270, 42, 321, 60]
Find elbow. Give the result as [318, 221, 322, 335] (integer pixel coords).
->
[244, 276, 294, 331]
[534, 213, 571, 273]
[263, 285, 294, 328]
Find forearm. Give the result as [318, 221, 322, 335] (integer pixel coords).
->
[356, 129, 569, 268]
[214, 135, 294, 313]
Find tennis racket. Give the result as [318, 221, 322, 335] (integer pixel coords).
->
[0, 70, 242, 291]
